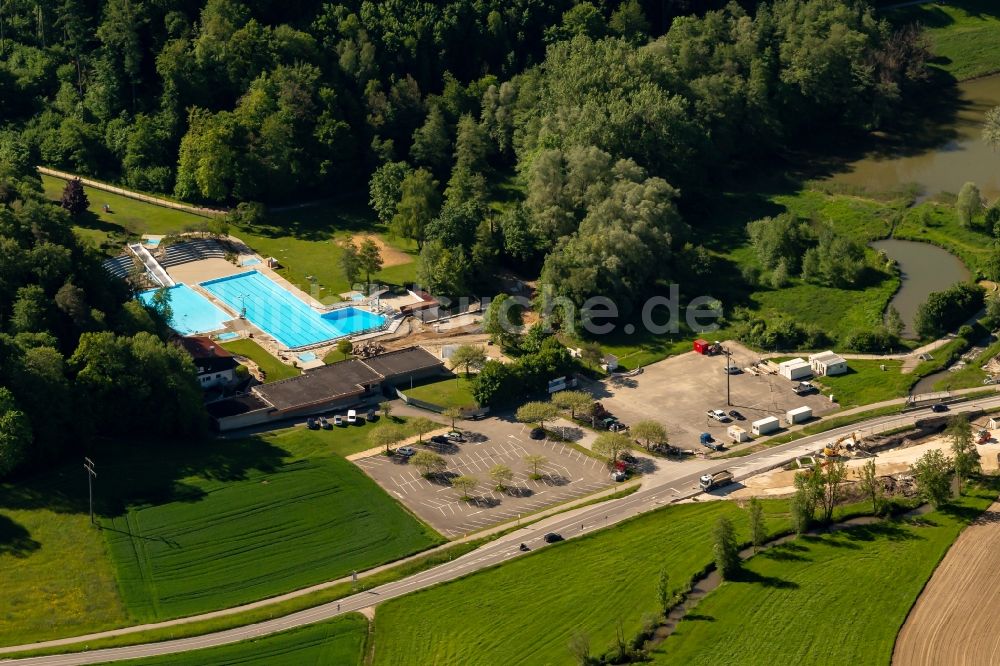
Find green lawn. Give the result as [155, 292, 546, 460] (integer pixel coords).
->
[43, 174, 417, 299]
[0, 503, 128, 646]
[894, 202, 993, 276]
[115, 613, 368, 666]
[933, 337, 1000, 391]
[1, 424, 441, 644]
[220, 339, 301, 383]
[402, 375, 478, 409]
[889, 1, 1000, 81]
[103, 427, 442, 621]
[653, 485, 998, 665]
[813, 359, 917, 407]
[371, 500, 794, 666]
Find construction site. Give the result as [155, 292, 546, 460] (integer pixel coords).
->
[729, 412, 1000, 500]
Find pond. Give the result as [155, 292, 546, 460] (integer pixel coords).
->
[828, 75, 1000, 199]
[870, 238, 970, 338]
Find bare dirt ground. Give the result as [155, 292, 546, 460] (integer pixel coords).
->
[728, 432, 1000, 499]
[347, 234, 412, 267]
[893, 500, 1000, 666]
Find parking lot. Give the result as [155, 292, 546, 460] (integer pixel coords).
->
[354, 418, 614, 538]
[593, 344, 838, 450]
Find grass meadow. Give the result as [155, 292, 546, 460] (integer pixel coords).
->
[219, 338, 301, 383]
[42, 174, 418, 299]
[371, 500, 794, 666]
[812, 359, 917, 407]
[116, 613, 369, 666]
[402, 375, 478, 409]
[653, 485, 998, 665]
[889, 1, 1000, 81]
[0, 424, 441, 642]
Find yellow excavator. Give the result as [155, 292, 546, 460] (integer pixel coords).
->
[822, 432, 860, 458]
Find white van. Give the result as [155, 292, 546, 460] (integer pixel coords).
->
[347, 409, 357, 424]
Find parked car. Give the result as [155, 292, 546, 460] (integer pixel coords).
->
[931, 403, 949, 413]
[611, 470, 627, 482]
[430, 434, 449, 445]
[347, 409, 357, 424]
[366, 409, 377, 421]
[706, 409, 730, 422]
[619, 452, 638, 464]
[446, 431, 464, 442]
[722, 366, 742, 375]
[397, 446, 416, 457]
[306, 417, 320, 430]
[543, 532, 564, 543]
[793, 381, 816, 395]
[609, 422, 628, 433]
[728, 410, 745, 421]
[333, 415, 344, 426]
[319, 416, 332, 430]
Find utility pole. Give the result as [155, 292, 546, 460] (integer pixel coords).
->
[84, 457, 97, 526]
[725, 347, 732, 406]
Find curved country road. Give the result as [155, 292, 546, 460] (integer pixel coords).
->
[6, 395, 1000, 665]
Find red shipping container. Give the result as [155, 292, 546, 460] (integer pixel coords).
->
[693, 339, 709, 355]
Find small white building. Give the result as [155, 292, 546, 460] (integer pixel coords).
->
[809, 350, 848, 376]
[786, 406, 813, 424]
[778, 358, 812, 381]
[728, 425, 750, 443]
[751, 416, 780, 436]
[176, 336, 240, 389]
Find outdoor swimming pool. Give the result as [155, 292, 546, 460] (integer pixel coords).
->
[137, 284, 231, 335]
[200, 270, 386, 348]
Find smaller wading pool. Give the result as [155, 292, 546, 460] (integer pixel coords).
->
[137, 284, 231, 336]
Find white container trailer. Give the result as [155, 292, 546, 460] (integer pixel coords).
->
[728, 425, 749, 443]
[778, 358, 812, 381]
[786, 406, 813, 424]
[751, 416, 780, 436]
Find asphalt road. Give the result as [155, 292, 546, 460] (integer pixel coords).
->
[7, 395, 1000, 665]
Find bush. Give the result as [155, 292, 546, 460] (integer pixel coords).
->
[914, 283, 984, 339]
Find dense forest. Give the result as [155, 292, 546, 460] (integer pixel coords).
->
[0, 0, 932, 319]
[0, 146, 205, 478]
[0, 0, 939, 443]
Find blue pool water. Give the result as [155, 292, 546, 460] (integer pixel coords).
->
[200, 271, 386, 348]
[297, 352, 317, 362]
[137, 284, 231, 335]
[241, 257, 261, 267]
[216, 332, 240, 341]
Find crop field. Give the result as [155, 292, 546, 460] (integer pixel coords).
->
[653, 486, 997, 665]
[104, 430, 442, 621]
[117, 613, 368, 666]
[371, 500, 793, 666]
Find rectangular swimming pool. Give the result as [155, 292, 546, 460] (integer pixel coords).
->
[137, 284, 232, 336]
[200, 271, 386, 348]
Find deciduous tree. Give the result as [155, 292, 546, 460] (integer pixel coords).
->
[489, 463, 514, 491]
[948, 416, 980, 492]
[515, 401, 558, 431]
[631, 420, 666, 452]
[523, 453, 547, 480]
[60, 177, 89, 216]
[451, 474, 477, 500]
[713, 516, 740, 580]
[911, 449, 953, 508]
[593, 432, 632, 464]
[412, 450, 447, 477]
[857, 458, 884, 516]
[449, 344, 487, 376]
[747, 496, 765, 553]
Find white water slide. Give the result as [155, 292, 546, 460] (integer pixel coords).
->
[128, 243, 175, 288]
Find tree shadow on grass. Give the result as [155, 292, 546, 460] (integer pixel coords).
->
[0, 434, 288, 520]
[0, 514, 41, 558]
[730, 568, 799, 590]
[759, 542, 810, 563]
[938, 502, 999, 524]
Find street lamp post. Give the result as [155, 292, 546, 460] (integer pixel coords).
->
[84, 457, 97, 525]
[724, 347, 732, 406]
